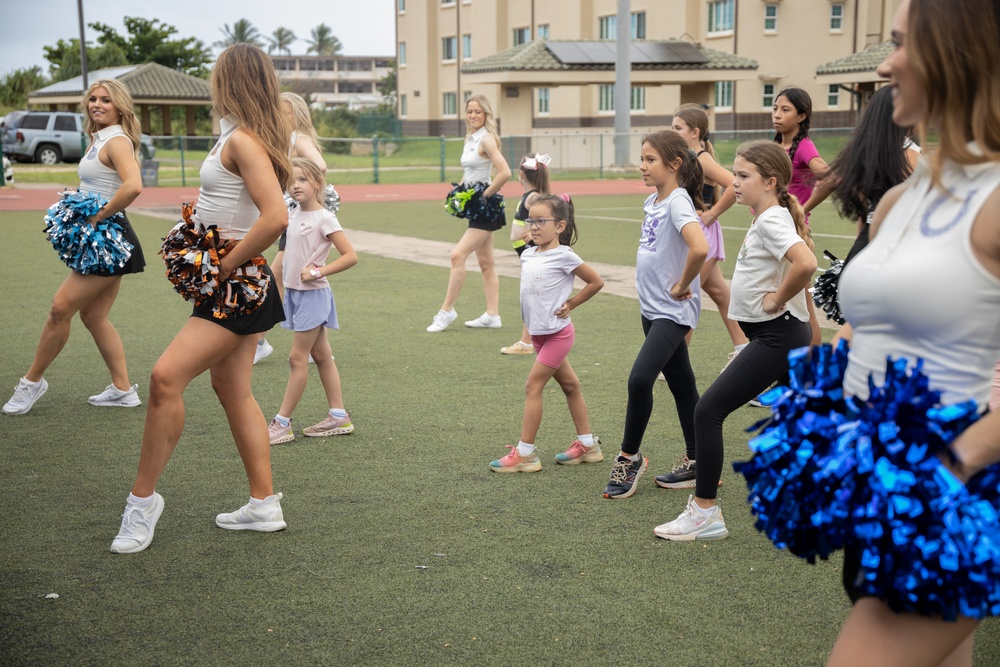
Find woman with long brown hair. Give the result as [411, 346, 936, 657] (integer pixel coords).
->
[110, 44, 292, 553]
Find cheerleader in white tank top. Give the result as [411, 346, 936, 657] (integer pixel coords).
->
[3, 80, 144, 417]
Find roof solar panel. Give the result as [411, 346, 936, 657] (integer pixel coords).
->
[545, 41, 708, 66]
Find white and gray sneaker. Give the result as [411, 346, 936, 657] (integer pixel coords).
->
[653, 495, 729, 541]
[110, 492, 165, 554]
[3, 377, 48, 415]
[216, 492, 287, 532]
[426, 309, 458, 333]
[465, 312, 502, 328]
[89, 384, 141, 407]
[253, 339, 274, 365]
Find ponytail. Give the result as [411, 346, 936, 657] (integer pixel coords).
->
[779, 189, 813, 251]
[533, 193, 578, 246]
[677, 150, 705, 212]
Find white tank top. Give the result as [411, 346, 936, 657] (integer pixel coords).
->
[461, 127, 492, 184]
[839, 148, 1000, 408]
[194, 117, 259, 240]
[78, 125, 130, 200]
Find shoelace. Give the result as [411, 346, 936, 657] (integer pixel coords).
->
[608, 459, 633, 484]
[672, 456, 695, 474]
[118, 505, 147, 537]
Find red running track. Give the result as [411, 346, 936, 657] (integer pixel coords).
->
[0, 179, 649, 212]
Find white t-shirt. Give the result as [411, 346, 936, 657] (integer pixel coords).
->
[282, 207, 343, 291]
[728, 205, 809, 323]
[635, 189, 701, 327]
[520, 245, 584, 335]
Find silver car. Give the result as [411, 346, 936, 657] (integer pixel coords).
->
[2, 111, 155, 165]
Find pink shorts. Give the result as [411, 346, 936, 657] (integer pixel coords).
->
[699, 219, 725, 262]
[531, 322, 576, 369]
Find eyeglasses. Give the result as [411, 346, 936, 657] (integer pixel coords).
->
[524, 217, 558, 228]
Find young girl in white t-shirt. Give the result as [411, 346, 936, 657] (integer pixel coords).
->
[489, 194, 605, 473]
[267, 158, 358, 445]
[602, 129, 709, 499]
[654, 140, 816, 541]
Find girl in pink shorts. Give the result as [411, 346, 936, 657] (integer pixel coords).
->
[489, 194, 605, 473]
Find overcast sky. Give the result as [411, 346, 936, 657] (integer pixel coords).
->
[3, 0, 397, 76]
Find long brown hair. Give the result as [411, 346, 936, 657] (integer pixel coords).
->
[674, 103, 720, 202]
[531, 193, 578, 246]
[907, 0, 1000, 188]
[640, 129, 705, 211]
[212, 44, 292, 188]
[80, 79, 141, 164]
[736, 140, 813, 250]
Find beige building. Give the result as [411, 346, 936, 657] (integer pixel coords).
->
[272, 55, 395, 110]
[395, 0, 901, 136]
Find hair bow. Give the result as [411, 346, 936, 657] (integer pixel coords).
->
[522, 154, 552, 170]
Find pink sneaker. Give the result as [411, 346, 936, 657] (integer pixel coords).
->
[303, 412, 354, 437]
[489, 445, 542, 473]
[555, 439, 604, 465]
[268, 418, 294, 445]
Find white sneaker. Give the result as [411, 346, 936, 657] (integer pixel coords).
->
[500, 340, 535, 355]
[254, 340, 274, 364]
[426, 309, 457, 332]
[653, 495, 729, 541]
[465, 312, 502, 328]
[216, 492, 287, 532]
[110, 492, 165, 553]
[88, 384, 141, 407]
[3, 377, 48, 415]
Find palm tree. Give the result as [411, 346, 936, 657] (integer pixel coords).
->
[268, 27, 297, 55]
[306, 24, 342, 56]
[215, 19, 264, 49]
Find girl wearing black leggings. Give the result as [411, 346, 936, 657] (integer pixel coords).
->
[653, 140, 816, 540]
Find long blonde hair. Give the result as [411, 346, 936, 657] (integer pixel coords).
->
[735, 140, 813, 250]
[908, 0, 1000, 188]
[81, 79, 141, 164]
[465, 93, 501, 151]
[212, 44, 292, 188]
[281, 92, 322, 156]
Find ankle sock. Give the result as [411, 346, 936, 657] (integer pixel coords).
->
[274, 415, 290, 427]
[620, 451, 641, 462]
[578, 434, 594, 446]
[735, 343, 748, 352]
[127, 492, 155, 507]
[516, 441, 536, 457]
[330, 408, 348, 419]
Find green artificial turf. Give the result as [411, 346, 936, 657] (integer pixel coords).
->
[1, 207, 997, 666]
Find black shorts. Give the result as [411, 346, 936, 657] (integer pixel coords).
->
[277, 230, 287, 252]
[468, 208, 506, 232]
[191, 263, 285, 336]
[92, 214, 146, 277]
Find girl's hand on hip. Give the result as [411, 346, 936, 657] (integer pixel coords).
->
[762, 292, 786, 314]
[554, 301, 571, 318]
[670, 282, 693, 301]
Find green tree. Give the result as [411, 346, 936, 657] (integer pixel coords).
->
[91, 18, 211, 76]
[306, 24, 342, 56]
[0, 66, 48, 110]
[377, 64, 397, 106]
[268, 27, 297, 55]
[43, 38, 129, 82]
[215, 19, 264, 49]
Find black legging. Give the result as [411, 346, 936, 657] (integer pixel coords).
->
[693, 313, 812, 499]
[621, 316, 699, 457]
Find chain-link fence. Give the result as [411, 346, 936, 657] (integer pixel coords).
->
[142, 128, 853, 188]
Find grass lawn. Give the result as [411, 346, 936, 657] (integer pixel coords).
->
[1, 202, 997, 666]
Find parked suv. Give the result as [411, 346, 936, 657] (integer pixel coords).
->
[2, 111, 155, 164]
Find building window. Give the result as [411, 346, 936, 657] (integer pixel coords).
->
[513, 27, 531, 46]
[632, 11, 646, 39]
[715, 81, 734, 109]
[398, 0, 405, 11]
[398, 42, 407, 66]
[708, 0, 735, 33]
[537, 24, 550, 39]
[400, 94, 407, 117]
[537, 87, 550, 115]
[764, 4, 778, 32]
[463, 90, 472, 101]
[462, 34, 472, 59]
[443, 92, 457, 116]
[442, 36, 457, 61]
[598, 84, 615, 111]
[830, 3, 844, 31]
[630, 86, 646, 111]
[441, 0, 455, 5]
[598, 15, 616, 40]
[828, 84, 841, 107]
[762, 83, 775, 108]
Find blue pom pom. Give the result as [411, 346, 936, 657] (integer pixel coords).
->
[44, 191, 132, 274]
[444, 182, 504, 220]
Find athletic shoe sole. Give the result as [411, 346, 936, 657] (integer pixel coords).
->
[489, 461, 542, 473]
[89, 398, 142, 407]
[270, 434, 295, 445]
[303, 424, 354, 437]
[555, 451, 605, 465]
[653, 522, 729, 541]
[215, 517, 287, 532]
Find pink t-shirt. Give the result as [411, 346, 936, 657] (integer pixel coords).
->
[282, 207, 343, 291]
[788, 136, 821, 216]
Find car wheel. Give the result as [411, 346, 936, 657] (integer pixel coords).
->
[35, 145, 62, 165]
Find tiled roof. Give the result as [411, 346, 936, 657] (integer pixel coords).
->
[461, 40, 757, 74]
[816, 41, 892, 75]
[33, 63, 210, 100]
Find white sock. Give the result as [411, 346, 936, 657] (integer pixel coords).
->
[694, 502, 719, 516]
[516, 441, 536, 456]
[274, 414, 290, 427]
[21, 377, 41, 386]
[620, 451, 641, 462]
[249, 494, 279, 506]
[578, 434, 594, 446]
[330, 408, 348, 419]
[735, 343, 748, 352]
[127, 492, 154, 507]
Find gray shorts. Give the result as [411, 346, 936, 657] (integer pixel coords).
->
[281, 286, 339, 332]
